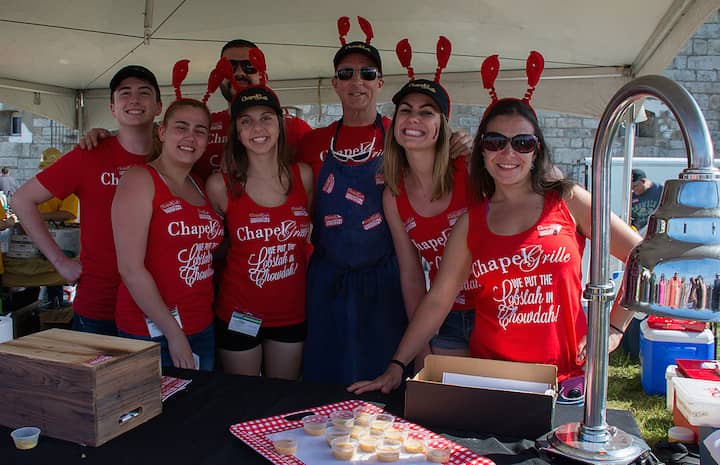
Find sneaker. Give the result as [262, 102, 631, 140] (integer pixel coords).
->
[557, 375, 585, 405]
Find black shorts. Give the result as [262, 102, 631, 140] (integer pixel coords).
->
[215, 318, 307, 351]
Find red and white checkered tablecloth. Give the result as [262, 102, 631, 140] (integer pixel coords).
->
[229, 399, 495, 465]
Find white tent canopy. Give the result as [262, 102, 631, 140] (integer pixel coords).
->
[1, 0, 718, 130]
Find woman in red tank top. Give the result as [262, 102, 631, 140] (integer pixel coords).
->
[350, 83, 642, 396]
[206, 85, 313, 380]
[383, 72, 475, 370]
[113, 99, 224, 371]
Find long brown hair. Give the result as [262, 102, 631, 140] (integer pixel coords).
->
[223, 106, 290, 198]
[384, 108, 452, 200]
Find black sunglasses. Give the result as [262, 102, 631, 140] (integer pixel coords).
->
[481, 132, 539, 154]
[335, 67, 381, 81]
[228, 59, 258, 75]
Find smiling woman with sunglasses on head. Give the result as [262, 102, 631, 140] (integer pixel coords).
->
[349, 52, 642, 396]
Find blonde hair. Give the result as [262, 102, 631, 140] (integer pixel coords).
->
[383, 113, 452, 200]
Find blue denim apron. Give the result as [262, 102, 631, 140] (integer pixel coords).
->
[303, 116, 407, 385]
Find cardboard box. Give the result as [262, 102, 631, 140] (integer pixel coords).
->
[405, 355, 557, 439]
[0, 328, 162, 446]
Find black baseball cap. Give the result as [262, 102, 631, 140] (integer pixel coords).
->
[632, 169, 646, 183]
[333, 41, 382, 73]
[231, 86, 282, 117]
[109, 65, 161, 102]
[392, 79, 451, 118]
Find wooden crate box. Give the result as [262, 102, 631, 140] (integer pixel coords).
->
[0, 328, 162, 446]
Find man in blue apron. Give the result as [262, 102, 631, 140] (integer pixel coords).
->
[298, 22, 408, 385]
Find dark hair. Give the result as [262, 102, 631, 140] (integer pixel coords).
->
[221, 39, 258, 55]
[1, 167, 8, 175]
[223, 105, 291, 198]
[469, 99, 573, 200]
[148, 99, 211, 162]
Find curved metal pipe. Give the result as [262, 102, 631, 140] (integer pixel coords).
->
[584, 75, 715, 434]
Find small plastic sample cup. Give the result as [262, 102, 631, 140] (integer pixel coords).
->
[325, 426, 351, 446]
[425, 437, 452, 463]
[331, 437, 358, 461]
[302, 414, 328, 436]
[403, 431, 427, 454]
[384, 422, 408, 442]
[376, 438, 402, 462]
[272, 438, 297, 455]
[353, 405, 376, 426]
[370, 413, 394, 436]
[330, 409, 355, 429]
[11, 427, 41, 450]
[358, 433, 381, 452]
[350, 424, 369, 439]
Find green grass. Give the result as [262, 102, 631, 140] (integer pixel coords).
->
[607, 350, 673, 448]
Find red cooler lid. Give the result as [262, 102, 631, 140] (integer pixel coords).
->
[676, 359, 720, 381]
[646, 316, 706, 332]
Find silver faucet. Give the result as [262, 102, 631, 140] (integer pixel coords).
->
[545, 75, 718, 464]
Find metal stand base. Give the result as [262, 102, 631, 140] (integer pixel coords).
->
[541, 423, 650, 464]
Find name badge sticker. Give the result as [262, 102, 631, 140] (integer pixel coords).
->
[345, 187, 365, 206]
[146, 306, 183, 339]
[228, 311, 262, 337]
[322, 173, 335, 194]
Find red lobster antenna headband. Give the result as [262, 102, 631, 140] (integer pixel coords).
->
[172, 59, 224, 105]
[334, 16, 382, 72]
[392, 36, 452, 117]
[481, 51, 545, 114]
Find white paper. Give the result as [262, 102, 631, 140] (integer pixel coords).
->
[441, 371, 554, 395]
[704, 429, 720, 463]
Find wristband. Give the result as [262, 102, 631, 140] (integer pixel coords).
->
[609, 323, 625, 335]
[389, 359, 406, 371]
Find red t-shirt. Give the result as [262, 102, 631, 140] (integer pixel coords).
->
[466, 192, 586, 381]
[192, 111, 312, 183]
[395, 157, 474, 309]
[215, 164, 310, 327]
[36, 136, 147, 321]
[115, 166, 224, 336]
[296, 116, 391, 180]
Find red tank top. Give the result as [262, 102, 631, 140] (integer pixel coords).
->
[215, 163, 310, 327]
[115, 166, 224, 336]
[395, 157, 474, 309]
[467, 192, 586, 381]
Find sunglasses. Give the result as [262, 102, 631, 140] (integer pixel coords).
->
[228, 59, 258, 75]
[335, 67, 381, 81]
[481, 132, 539, 154]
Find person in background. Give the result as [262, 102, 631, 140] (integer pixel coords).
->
[383, 37, 475, 369]
[11, 65, 162, 335]
[630, 168, 663, 235]
[349, 52, 641, 399]
[35, 148, 80, 309]
[207, 50, 313, 379]
[113, 89, 223, 370]
[0, 167, 19, 198]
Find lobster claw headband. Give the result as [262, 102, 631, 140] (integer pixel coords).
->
[171, 59, 222, 105]
[333, 16, 383, 73]
[481, 50, 545, 116]
[392, 36, 452, 118]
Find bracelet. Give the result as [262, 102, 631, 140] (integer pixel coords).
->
[389, 359, 407, 371]
[609, 323, 625, 335]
